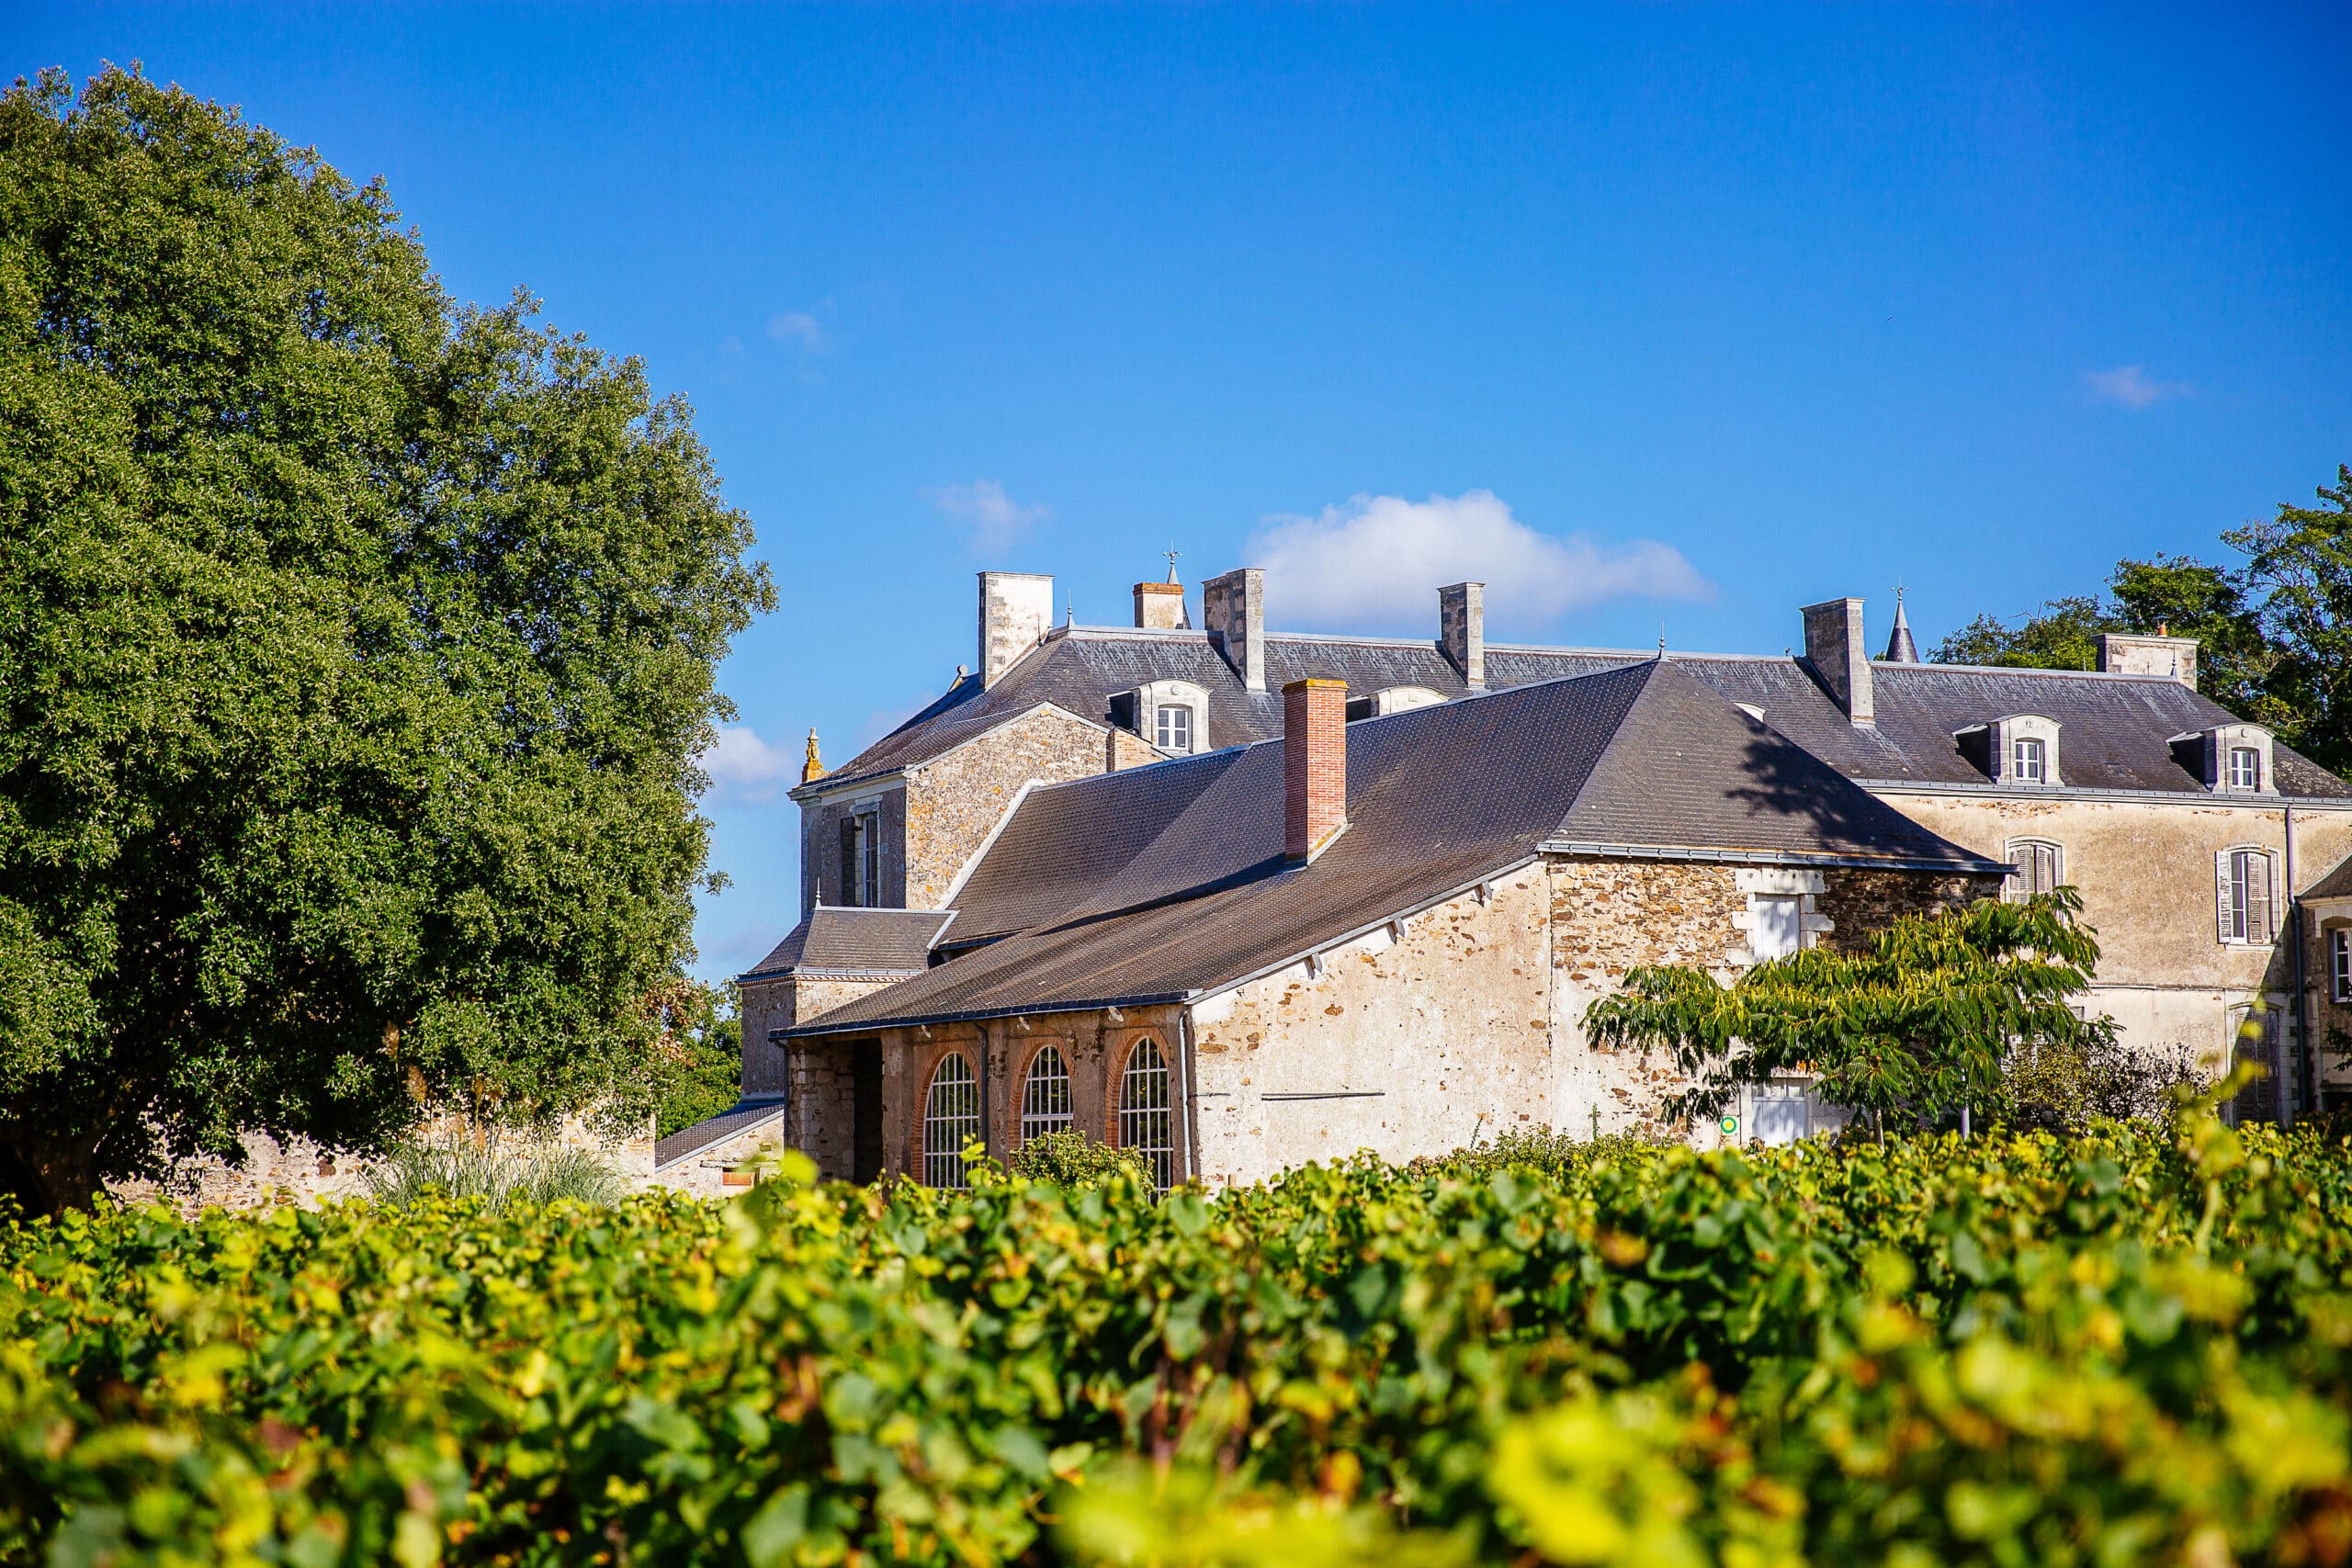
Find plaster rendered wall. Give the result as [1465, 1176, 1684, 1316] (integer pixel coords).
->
[901, 708, 1114, 908]
[1881, 795, 2352, 1076]
[1185, 874, 1552, 1188]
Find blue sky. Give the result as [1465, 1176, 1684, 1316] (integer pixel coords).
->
[14, 5, 2352, 980]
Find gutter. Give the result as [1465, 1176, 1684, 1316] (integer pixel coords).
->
[1536, 840, 2012, 876]
[1856, 779, 2352, 810]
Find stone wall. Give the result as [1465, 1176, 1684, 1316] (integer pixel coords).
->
[902, 707, 1117, 908]
[107, 1113, 655, 1215]
[797, 781, 909, 914]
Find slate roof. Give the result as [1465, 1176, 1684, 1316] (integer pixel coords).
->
[741, 908, 955, 980]
[790, 661, 2004, 1038]
[804, 626, 2352, 802]
[653, 1097, 787, 1170]
[2308, 856, 2352, 902]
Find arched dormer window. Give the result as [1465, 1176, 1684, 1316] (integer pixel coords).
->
[1953, 714, 2063, 787]
[2170, 723, 2276, 795]
[1133, 679, 1209, 756]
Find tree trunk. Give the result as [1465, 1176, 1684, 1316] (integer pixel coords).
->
[0, 1123, 107, 1218]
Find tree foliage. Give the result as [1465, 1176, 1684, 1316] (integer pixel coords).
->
[1929, 467, 2352, 772]
[0, 68, 775, 1212]
[1584, 891, 2111, 1134]
[647, 976, 744, 1140]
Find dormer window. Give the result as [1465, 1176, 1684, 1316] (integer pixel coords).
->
[1132, 679, 1210, 756]
[1955, 713, 2062, 787]
[2175, 724, 2275, 795]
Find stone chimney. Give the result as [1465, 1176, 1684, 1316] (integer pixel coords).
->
[978, 571, 1054, 689]
[2097, 632, 2199, 690]
[1203, 568, 1266, 691]
[1284, 678, 1347, 863]
[1134, 581, 1186, 629]
[1801, 597, 1874, 724]
[1440, 581, 1486, 689]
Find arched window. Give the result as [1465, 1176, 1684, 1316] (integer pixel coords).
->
[1020, 1045, 1073, 1143]
[1117, 1036, 1175, 1190]
[2004, 840, 2064, 902]
[921, 1053, 979, 1189]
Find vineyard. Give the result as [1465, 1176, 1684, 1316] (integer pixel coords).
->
[6, 1099, 2352, 1566]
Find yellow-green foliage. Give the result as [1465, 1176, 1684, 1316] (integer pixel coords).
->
[6, 1106, 2352, 1566]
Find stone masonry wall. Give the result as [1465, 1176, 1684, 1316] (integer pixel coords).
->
[798, 783, 909, 915]
[902, 707, 1115, 908]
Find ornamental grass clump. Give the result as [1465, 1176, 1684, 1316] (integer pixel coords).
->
[362, 1133, 627, 1211]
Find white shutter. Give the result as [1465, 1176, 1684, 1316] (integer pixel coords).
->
[2216, 851, 2235, 943]
[2247, 852, 2274, 945]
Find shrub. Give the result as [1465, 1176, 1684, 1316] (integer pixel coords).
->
[361, 1132, 627, 1210]
[1004, 1130, 1155, 1187]
[1992, 1036, 2205, 1131]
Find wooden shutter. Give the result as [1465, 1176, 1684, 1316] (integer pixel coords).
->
[2216, 851, 2235, 943]
[839, 816, 860, 907]
[2246, 852, 2274, 945]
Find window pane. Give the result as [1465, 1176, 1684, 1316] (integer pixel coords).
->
[1750, 1080, 1810, 1146]
[2335, 931, 2351, 1002]
[2230, 852, 2252, 942]
[2014, 738, 2044, 783]
[2230, 748, 2259, 789]
[1156, 705, 1190, 751]
[1751, 896, 1803, 959]
[922, 1054, 979, 1190]
[1117, 1037, 1175, 1190]
[1020, 1046, 1073, 1143]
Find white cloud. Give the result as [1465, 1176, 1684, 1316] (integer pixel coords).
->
[1244, 490, 1709, 633]
[2086, 365, 2188, 410]
[927, 479, 1049, 554]
[699, 723, 797, 804]
[767, 310, 824, 349]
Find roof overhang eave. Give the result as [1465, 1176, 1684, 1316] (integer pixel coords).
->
[780, 991, 1197, 1043]
[1537, 840, 2011, 876]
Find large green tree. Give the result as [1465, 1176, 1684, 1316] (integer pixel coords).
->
[0, 68, 775, 1212]
[1929, 468, 2352, 772]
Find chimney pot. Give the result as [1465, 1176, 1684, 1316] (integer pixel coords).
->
[1800, 597, 1874, 723]
[1439, 582, 1485, 688]
[978, 571, 1054, 689]
[1283, 678, 1347, 863]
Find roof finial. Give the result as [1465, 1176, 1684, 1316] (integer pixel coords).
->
[1657, 622, 1668, 659]
[1164, 544, 1182, 585]
[800, 728, 826, 785]
[1882, 581, 1920, 663]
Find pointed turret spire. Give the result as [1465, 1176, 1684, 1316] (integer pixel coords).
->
[800, 728, 826, 785]
[1883, 584, 1920, 663]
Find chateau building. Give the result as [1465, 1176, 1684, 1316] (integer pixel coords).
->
[653, 567, 2352, 1192]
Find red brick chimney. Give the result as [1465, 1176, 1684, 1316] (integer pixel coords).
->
[1284, 678, 1347, 863]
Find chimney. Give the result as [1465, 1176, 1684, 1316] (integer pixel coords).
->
[1202, 568, 1266, 691]
[2096, 632, 2199, 690]
[978, 571, 1054, 689]
[1134, 581, 1186, 629]
[1801, 597, 1874, 724]
[1284, 678, 1347, 863]
[1439, 581, 1486, 689]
